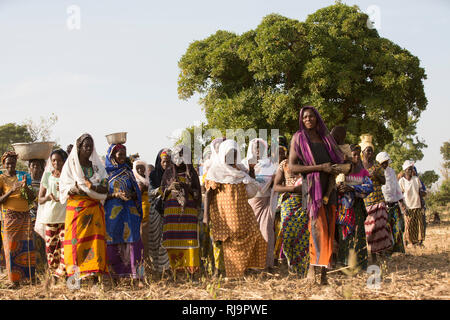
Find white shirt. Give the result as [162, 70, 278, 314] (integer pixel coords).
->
[399, 176, 422, 209]
[382, 167, 404, 203]
[38, 172, 67, 223]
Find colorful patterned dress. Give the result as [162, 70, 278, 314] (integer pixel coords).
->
[205, 180, 267, 278]
[39, 171, 67, 277]
[382, 166, 405, 254]
[304, 142, 337, 268]
[162, 173, 200, 274]
[63, 166, 108, 278]
[336, 169, 373, 270]
[278, 159, 309, 276]
[140, 188, 150, 262]
[0, 171, 36, 284]
[363, 164, 392, 254]
[30, 178, 47, 273]
[104, 166, 144, 279]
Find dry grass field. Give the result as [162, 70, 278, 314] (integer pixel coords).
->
[1, 213, 448, 300]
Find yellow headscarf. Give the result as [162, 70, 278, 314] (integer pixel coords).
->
[359, 134, 374, 160]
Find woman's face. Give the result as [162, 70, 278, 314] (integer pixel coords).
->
[255, 142, 263, 160]
[381, 161, 389, 169]
[114, 148, 127, 165]
[351, 150, 361, 165]
[4, 157, 16, 174]
[278, 147, 287, 162]
[363, 146, 374, 161]
[136, 164, 146, 177]
[302, 109, 317, 130]
[160, 156, 171, 171]
[51, 153, 65, 172]
[79, 138, 94, 160]
[29, 160, 44, 180]
[405, 166, 413, 178]
[225, 149, 238, 167]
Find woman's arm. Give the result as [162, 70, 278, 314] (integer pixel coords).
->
[288, 133, 332, 174]
[372, 166, 386, 185]
[23, 180, 35, 200]
[0, 187, 15, 204]
[92, 184, 108, 194]
[203, 188, 211, 225]
[353, 177, 374, 198]
[38, 184, 53, 204]
[272, 167, 296, 193]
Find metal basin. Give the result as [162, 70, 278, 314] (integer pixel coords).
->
[11, 141, 55, 161]
[106, 132, 127, 145]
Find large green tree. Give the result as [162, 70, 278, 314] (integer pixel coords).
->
[384, 116, 427, 173]
[419, 170, 439, 190]
[178, 3, 427, 151]
[0, 123, 33, 156]
[440, 140, 450, 170]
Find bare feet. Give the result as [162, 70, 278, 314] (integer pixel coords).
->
[320, 267, 328, 285]
[6, 282, 19, 289]
[306, 266, 315, 283]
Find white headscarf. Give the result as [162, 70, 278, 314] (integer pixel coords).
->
[59, 134, 108, 204]
[376, 151, 391, 165]
[171, 144, 192, 166]
[202, 138, 226, 174]
[133, 159, 149, 187]
[402, 160, 415, 171]
[34, 157, 53, 238]
[242, 138, 277, 176]
[206, 139, 253, 185]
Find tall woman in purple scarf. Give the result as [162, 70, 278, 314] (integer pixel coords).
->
[288, 106, 343, 285]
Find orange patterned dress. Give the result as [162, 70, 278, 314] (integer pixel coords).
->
[205, 180, 267, 278]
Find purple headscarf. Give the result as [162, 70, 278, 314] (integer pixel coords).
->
[294, 106, 344, 219]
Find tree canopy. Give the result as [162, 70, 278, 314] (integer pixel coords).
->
[178, 3, 427, 155]
[0, 123, 33, 156]
[440, 140, 450, 170]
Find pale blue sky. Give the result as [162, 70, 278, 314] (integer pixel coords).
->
[0, 0, 449, 182]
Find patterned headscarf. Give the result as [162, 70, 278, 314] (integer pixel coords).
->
[294, 106, 344, 219]
[150, 148, 171, 189]
[160, 145, 201, 209]
[359, 134, 374, 154]
[105, 143, 128, 174]
[1, 151, 18, 164]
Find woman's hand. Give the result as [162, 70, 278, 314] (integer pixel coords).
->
[168, 181, 181, 191]
[113, 191, 130, 201]
[398, 200, 407, 215]
[68, 182, 80, 196]
[321, 163, 333, 174]
[138, 182, 146, 192]
[84, 177, 93, 190]
[44, 194, 53, 202]
[50, 194, 60, 202]
[338, 183, 353, 194]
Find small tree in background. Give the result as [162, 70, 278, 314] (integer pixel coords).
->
[22, 113, 58, 142]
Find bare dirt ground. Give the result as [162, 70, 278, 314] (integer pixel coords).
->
[1, 215, 448, 300]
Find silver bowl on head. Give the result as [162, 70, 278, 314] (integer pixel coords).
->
[106, 132, 127, 145]
[11, 141, 56, 161]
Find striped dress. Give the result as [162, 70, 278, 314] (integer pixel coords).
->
[162, 173, 200, 274]
[363, 164, 392, 254]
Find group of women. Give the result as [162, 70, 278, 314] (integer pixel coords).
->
[0, 106, 428, 288]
